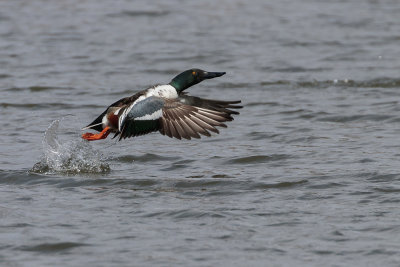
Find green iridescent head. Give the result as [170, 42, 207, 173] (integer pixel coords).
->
[169, 68, 226, 92]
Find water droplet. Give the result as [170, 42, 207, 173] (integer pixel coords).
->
[31, 119, 110, 174]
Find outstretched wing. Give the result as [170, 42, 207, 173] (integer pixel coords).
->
[117, 95, 242, 141]
[159, 96, 241, 140]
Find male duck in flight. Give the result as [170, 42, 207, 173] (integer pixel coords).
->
[82, 68, 242, 141]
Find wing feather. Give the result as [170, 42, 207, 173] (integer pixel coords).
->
[178, 95, 242, 115]
[189, 114, 219, 134]
[158, 98, 239, 139]
[108, 94, 241, 141]
[166, 116, 181, 139]
[178, 117, 201, 139]
[182, 115, 211, 137]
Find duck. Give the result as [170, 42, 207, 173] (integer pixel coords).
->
[81, 68, 242, 141]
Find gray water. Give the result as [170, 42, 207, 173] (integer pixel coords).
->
[1, 0, 400, 266]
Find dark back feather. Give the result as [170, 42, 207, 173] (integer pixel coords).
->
[84, 92, 145, 132]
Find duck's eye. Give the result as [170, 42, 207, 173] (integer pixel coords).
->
[192, 71, 196, 76]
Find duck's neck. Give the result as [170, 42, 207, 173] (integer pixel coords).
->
[169, 80, 187, 93]
[169, 71, 197, 93]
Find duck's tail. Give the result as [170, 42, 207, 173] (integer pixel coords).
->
[81, 122, 103, 131]
[82, 110, 108, 132]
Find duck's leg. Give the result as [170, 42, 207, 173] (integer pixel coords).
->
[82, 127, 111, 141]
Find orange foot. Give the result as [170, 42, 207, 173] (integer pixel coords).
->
[82, 127, 111, 141]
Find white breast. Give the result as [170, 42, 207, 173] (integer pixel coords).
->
[145, 84, 178, 99]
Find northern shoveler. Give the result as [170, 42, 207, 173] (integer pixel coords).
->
[82, 68, 242, 141]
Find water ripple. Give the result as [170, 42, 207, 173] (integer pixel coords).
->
[107, 10, 170, 18]
[18, 242, 87, 252]
[317, 114, 393, 122]
[251, 180, 308, 189]
[259, 78, 400, 89]
[113, 153, 178, 163]
[227, 154, 292, 165]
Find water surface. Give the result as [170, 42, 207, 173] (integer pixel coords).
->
[1, 0, 400, 266]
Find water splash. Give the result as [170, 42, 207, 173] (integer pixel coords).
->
[31, 119, 110, 174]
